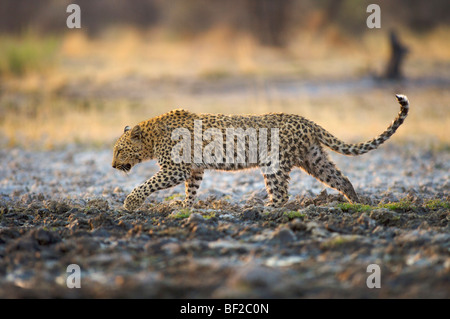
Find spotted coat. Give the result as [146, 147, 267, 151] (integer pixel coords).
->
[112, 94, 409, 211]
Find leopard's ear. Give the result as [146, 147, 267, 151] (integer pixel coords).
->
[124, 126, 131, 133]
[130, 125, 142, 142]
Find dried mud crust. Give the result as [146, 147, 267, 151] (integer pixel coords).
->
[0, 145, 449, 298]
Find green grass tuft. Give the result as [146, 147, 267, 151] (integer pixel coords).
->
[0, 34, 59, 76]
[169, 208, 192, 219]
[283, 211, 306, 220]
[164, 194, 184, 201]
[424, 199, 450, 210]
[202, 211, 217, 219]
[337, 198, 449, 213]
[378, 199, 414, 211]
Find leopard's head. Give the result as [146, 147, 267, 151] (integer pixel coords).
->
[112, 125, 148, 172]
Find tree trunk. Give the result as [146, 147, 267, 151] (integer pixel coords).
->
[384, 30, 409, 79]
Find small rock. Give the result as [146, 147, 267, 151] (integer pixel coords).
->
[270, 227, 296, 244]
[0, 201, 9, 214]
[357, 213, 376, 228]
[188, 213, 204, 224]
[289, 218, 307, 231]
[305, 221, 320, 231]
[305, 221, 329, 237]
[88, 198, 109, 211]
[248, 188, 268, 200]
[44, 200, 70, 214]
[33, 228, 60, 245]
[228, 264, 282, 289]
[89, 213, 116, 229]
[90, 228, 111, 237]
[369, 208, 401, 226]
[245, 188, 267, 206]
[162, 242, 181, 255]
[192, 224, 209, 235]
[241, 207, 262, 220]
[67, 218, 91, 231]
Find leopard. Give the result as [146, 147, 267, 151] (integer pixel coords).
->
[112, 94, 409, 212]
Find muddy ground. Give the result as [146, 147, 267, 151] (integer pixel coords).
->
[0, 144, 448, 298]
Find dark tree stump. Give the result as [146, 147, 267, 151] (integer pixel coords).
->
[247, 0, 291, 47]
[384, 30, 409, 79]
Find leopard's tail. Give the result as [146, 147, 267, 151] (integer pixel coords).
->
[316, 94, 409, 156]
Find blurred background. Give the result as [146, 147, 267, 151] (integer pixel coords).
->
[0, 0, 448, 149]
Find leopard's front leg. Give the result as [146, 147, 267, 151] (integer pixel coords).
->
[183, 169, 204, 207]
[124, 166, 190, 211]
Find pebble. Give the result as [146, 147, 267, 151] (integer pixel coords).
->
[270, 227, 296, 244]
[241, 207, 262, 220]
[187, 213, 204, 224]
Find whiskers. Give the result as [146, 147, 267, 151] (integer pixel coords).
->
[116, 164, 132, 174]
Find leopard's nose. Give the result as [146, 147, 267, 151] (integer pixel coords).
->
[112, 163, 117, 169]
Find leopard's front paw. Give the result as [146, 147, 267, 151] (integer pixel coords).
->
[265, 201, 288, 209]
[265, 201, 282, 208]
[182, 198, 194, 208]
[124, 194, 143, 212]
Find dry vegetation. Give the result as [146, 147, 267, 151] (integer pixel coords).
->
[0, 26, 449, 150]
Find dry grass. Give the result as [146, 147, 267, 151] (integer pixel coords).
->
[2, 26, 450, 86]
[0, 27, 449, 150]
[1, 86, 448, 150]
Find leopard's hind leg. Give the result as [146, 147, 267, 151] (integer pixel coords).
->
[302, 145, 359, 203]
[262, 166, 292, 207]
